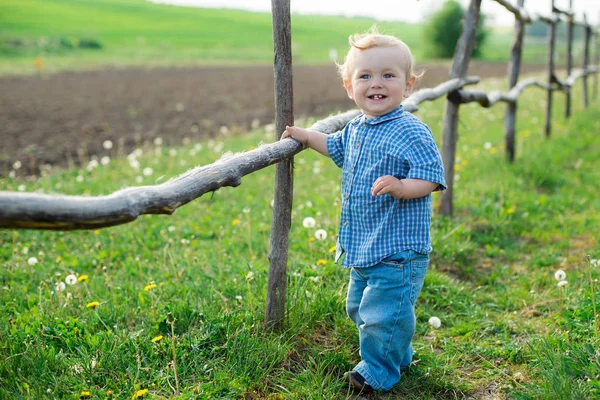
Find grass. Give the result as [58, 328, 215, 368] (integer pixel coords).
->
[0, 0, 565, 76]
[1, 73, 599, 399]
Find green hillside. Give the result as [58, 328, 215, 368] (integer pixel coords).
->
[0, 0, 420, 74]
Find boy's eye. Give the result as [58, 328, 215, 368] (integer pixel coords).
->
[359, 74, 370, 80]
[384, 73, 394, 78]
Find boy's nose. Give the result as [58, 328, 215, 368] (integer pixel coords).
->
[371, 78, 383, 87]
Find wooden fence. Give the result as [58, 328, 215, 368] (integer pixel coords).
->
[0, 0, 598, 329]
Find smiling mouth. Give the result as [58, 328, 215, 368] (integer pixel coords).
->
[368, 95, 386, 100]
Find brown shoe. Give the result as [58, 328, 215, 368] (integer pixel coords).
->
[344, 371, 374, 393]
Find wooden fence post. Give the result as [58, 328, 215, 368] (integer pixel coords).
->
[582, 14, 591, 108]
[544, 1, 557, 138]
[439, 0, 482, 217]
[265, 0, 294, 330]
[565, 0, 574, 118]
[505, 0, 525, 163]
[595, 26, 599, 100]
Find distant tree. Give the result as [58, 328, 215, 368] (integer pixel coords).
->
[423, 0, 489, 59]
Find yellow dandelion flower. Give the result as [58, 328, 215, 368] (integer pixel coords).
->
[86, 301, 100, 309]
[80, 391, 92, 399]
[34, 57, 43, 70]
[107, 390, 113, 397]
[489, 147, 497, 154]
[454, 164, 460, 172]
[461, 160, 468, 167]
[316, 259, 327, 266]
[144, 283, 157, 291]
[308, 237, 315, 243]
[78, 275, 89, 282]
[132, 389, 149, 399]
[507, 207, 515, 214]
[329, 246, 337, 253]
[55, 256, 62, 263]
[232, 218, 240, 226]
[93, 230, 100, 235]
[151, 335, 163, 343]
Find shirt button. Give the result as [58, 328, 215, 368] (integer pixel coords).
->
[356, 142, 361, 148]
[342, 221, 349, 227]
[344, 194, 350, 200]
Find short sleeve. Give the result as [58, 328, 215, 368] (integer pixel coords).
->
[405, 140, 447, 191]
[327, 129, 346, 169]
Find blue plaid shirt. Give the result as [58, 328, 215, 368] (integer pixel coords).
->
[327, 106, 446, 268]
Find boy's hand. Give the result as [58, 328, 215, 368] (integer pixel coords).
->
[372, 175, 404, 199]
[281, 126, 310, 146]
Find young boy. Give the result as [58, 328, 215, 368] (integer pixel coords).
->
[281, 30, 446, 393]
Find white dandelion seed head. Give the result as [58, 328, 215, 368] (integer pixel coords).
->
[309, 276, 320, 283]
[13, 160, 22, 170]
[87, 159, 99, 171]
[313, 167, 321, 174]
[22, 247, 29, 255]
[315, 229, 327, 241]
[428, 316, 442, 329]
[102, 140, 113, 150]
[590, 259, 600, 268]
[194, 143, 203, 151]
[219, 125, 230, 135]
[169, 149, 177, 157]
[554, 269, 566, 281]
[251, 118, 260, 129]
[302, 217, 316, 228]
[168, 225, 176, 232]
[235, 295, 243, 301]
[27, 257, 38, 266]
[135, 176, 143, 183]
[55, 281, 66, 292]
[143, 167, 153, 176]
[65, 274, 77, 285]
[483, 142, 493, 150]
[18, 184, 26, 192]
[129, 159, 140, 171]
[76, 175, 84, 183]
[243, 207, 251, 214]
[8, 170, 16, 179]
[153, 137, 163, 146]
[557, 280, 568, 288]
[100, 156, 111, 165]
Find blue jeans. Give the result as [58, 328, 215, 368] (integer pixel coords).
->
[346, 250, 429, 391]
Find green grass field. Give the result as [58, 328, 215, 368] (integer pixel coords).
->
[0, 0, 562, 76]
[1, 74, 599, 398]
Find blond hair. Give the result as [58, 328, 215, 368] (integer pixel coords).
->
[336, 27, 420, 83]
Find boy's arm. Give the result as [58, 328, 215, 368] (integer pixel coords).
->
[371, 176, 439, 200]
[281, 126, 330, 157]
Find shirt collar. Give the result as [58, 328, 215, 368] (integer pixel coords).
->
[353, 106, 405, 126]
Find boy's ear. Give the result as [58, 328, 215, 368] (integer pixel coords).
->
[343, 79, 354, 99]
[404, 76, 417, 98]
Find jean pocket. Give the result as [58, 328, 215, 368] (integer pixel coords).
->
[409, 259, 429, 304]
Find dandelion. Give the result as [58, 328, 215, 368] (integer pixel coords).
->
[55, 282, 66, 292]
[76, 175, 84, 183]
[153, 137, 163, 146]
[329, 246, 337, 253]
[169, 149, 177, 157]
[100, 156, 111, 165]
[143, 167, 153, 176]
[315, 229, 327, 241]
[102, 140, 113, 150]
[55, 256, 62, 262]
[313, 167, 321, 174]
[245, 271, 254, 281]
[590, 259, 600, 268]
[316, 259, 327, 266]
[86, 301, 100, 309]
[557, 280, 568, 288]
[151, 335, 163, 343]
[18, 185, 26, 191]
[554, 270, 566, 281]
[132, 389, 149, 399]
[22, 247, 29, 255]
[243, 207, 251, 214]
[65, 274, 77, 285]
[309, 276, 320, 283]
[302, 217, 316, 228]
[232, 218, 240, 226]
[483, 142, 493, 150]
[489, 147, 497, 154]
[80, 391, 92, 399]
[428, 316, 442, 329]
[13, 160, 22, 170]
[87, 159, 99, 171]
[309, 237, 315, 243]
[94, 230, 100, 235]
[235, 295, 243, 301]
[168, 225, 176, 232]
[506, 207, 515, 214]
[175, 103, 185, 112]
[144, 283, 157, 291]
[27, 257, 38, 266]
[78, 275, 89, 282]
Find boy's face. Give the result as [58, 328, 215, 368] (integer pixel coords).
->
[343, 46, 416, 119]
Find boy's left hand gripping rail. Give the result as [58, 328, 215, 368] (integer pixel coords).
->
[0, 110, 360, 231]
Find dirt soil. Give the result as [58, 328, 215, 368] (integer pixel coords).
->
[0, 62, 544, 177]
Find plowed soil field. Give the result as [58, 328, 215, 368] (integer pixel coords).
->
[0, 62, 544, 177]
